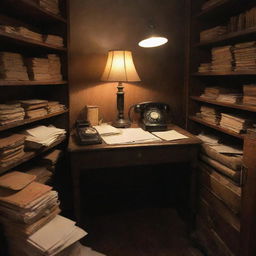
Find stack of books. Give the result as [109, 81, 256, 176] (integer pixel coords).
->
[19, 99, 48, 119]
[200, 26, 227, 42]
[48, 54, 62, 81]
[22, 125, 66, 149]
[26, 57, 51, 81]
[47, 101, 65, 114]
[197, 105, 220, 125]
[220, 113, 253, 133]
[0, 134, 26, 168]
[0, 103, 25, 125]
[201, 0, 223, 10]
[200, 87, 228, 100]
[198, 63, 211, 73]
[0, 52, 29, 81]
[211, 46, 234, 72]
[216, 93, 242, 104]
[43, 35, 64, 47]
[39, 0, 60, 15]
[233, 41, 256, 71]
[16, 27, 42, 42]
[243, 84, 256, 105]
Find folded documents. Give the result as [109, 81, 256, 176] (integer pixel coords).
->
[101, 128, 161, 144]
[93, 124, 121, 136]
[152, 130, 188, 141]
[0, 171, 36, 191]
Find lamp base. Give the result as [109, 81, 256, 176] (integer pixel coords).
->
[112, 118, 131, 128]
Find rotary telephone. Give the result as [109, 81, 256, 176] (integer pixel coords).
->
[129, 102, 170, 131]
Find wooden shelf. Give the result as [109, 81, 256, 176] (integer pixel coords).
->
[196, 27, 256, 47]
[0, 80, 67, 86]
[189, 115, 244, 139]
[0, 0, 66, 24]
[0, 110, 68, 132]
[192, 71, 256, 76]
[196, 0, 245, 20]
[191, 96, 256, 112]
[0, 30, 67, 52]
[0, 135, 66, 175]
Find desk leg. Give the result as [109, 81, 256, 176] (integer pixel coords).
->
[71, 156, 81, 224]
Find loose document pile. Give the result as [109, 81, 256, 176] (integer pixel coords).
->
[0, 103, 25, 125]
[0, 52, 29, 81]
[22, 125, 66, 149]
[0, 171, 87, 256]
[196, 105, 220, 125]
[0, 134, 25, 167]
[93, 124, 188, 144]
[197, 133, 243, 184]
[39, 0, 60, 15]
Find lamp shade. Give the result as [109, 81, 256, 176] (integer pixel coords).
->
[101, 50, 141, 82]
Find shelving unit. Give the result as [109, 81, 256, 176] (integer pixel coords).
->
[0, 0, 69, 174]
[185, 0, 256, 255]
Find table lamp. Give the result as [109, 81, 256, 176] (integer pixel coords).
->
[101, 50, 141, 128]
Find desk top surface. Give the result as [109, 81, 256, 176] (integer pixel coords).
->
[68, 124, 201, 153]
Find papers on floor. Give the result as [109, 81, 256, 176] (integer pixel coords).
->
[22, 125, 66, 149]
[27, 215, 87, 256]
[152, 130, 188, 141]
[101, 128, 161, 144]
[93, 123, 121, 136]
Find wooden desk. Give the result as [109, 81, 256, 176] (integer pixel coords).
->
[68, 125, 201, 224]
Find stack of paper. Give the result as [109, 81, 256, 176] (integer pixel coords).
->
[0, 52, 29, 81]
[0, 175, 60, 235]
[0, 134, 26, 167]
[233, 41, 256, 71]
[101, 128, 161, 144]
[38, 149, 62, 172]
[44, 35, 64, 47]
[22, 125, 66, 149]
[93, 124, 121, 136]
[211, 46, 234, 72]
[216, 93, 242, 103]
[0, 25, 19, 34]
[19, 99, 48, 119]
[198, 63, 211, 73]
[200, 26, 227, 42]
[152, 130, 188, 141]
[47, 101, 66, 114]
[26, 57, 51, 81]
[0, 103, 25, 125]
[197, 105, 220, 125]
[39, 0, 60, 15]
[26, 166, 53, 184]
[16, 27, 42, 42]
[220, 113, 253, 133]
[243, 84, 256, 105]
[48, 54, 62, 81]
[200, 87, 229, 99]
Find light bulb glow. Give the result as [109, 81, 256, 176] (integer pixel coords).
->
[138, 37, 168, 48]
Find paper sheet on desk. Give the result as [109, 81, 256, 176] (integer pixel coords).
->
[101, 128, 161, 144]
[152, 130, 188, 141]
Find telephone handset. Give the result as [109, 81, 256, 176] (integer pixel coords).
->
[130, 101, 170, 131]
[75, 120, 102, 145]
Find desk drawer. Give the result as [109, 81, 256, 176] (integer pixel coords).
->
[71, 145, 199, 169]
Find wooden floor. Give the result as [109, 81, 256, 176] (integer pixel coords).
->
[81, 207, 204, 256]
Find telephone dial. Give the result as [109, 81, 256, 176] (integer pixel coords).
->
[129, 102, 170, 131]
[75, 120, 102, 145]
